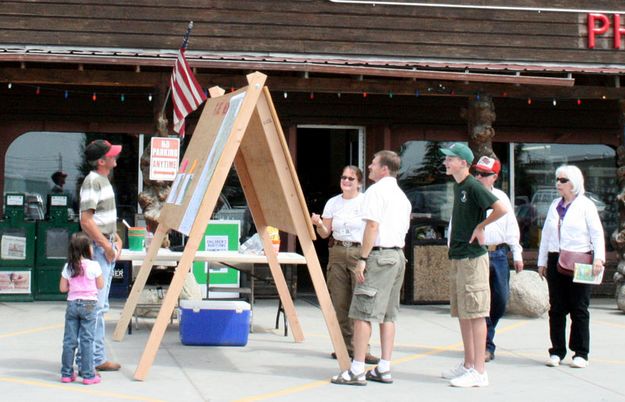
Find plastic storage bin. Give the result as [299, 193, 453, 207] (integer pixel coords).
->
[179, 300, 251, 346]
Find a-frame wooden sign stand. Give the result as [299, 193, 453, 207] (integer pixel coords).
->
[112, 72, 350, 380]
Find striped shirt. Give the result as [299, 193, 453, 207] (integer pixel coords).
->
[80, 171, 117, 236]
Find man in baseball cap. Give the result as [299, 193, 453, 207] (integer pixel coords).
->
[85, 139, 122, 162]
[441, 146, 507, 387]
[50, 170, 68, 193]
[474, 155, 501, 176]
[440, 142, 474, 165]
[473, 156, 523, 364]
[78, 138, 123, 372]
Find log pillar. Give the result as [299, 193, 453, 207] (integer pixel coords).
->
[461, 96, 496, 160]
[613, 99, 625, 312]
[138, 79, 172, 246]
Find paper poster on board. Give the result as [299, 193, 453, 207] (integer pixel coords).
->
[1, 235, 27, 260]
[0, 271, 31, 294]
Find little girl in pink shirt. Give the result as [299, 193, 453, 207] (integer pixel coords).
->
[59, 232, 103, 385]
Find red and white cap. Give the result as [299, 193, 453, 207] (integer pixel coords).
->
[475, 156, 501, 174]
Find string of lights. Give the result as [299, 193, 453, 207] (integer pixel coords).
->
[4, 81, 607, 107]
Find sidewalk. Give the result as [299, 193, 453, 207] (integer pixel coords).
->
[1, 297, 624, 402]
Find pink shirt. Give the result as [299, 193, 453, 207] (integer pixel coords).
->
[61, 259, 102, 301]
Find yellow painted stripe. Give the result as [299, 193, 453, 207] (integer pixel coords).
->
[234, 320, 529, 402]
[233, 380, 329, 402]
[0, 377, 164, 402]
[0, 323, 63, 339]
[593, 319, 625, 329]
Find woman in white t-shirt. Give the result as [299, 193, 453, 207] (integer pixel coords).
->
[311, 166, 379, 364]
[59, 232, 104, 385]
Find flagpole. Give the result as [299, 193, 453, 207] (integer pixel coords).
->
[159, 21, 195, 118]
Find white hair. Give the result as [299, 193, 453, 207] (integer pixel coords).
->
[555, 165, 585, 196]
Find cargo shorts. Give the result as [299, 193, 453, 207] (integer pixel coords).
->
[449, 253, 490, 319]
[348, 248, 406, 323]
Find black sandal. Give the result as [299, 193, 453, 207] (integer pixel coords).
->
[331, 370, 367, 386]
[366, 367, 393, 384]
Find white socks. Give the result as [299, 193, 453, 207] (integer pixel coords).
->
[378, 359, 391, 372]
[350, 360, 365, 375]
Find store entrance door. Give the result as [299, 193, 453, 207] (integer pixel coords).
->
[296, 126, 364, 293]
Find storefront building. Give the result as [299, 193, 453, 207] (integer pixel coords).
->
[1, 1, 624, 294]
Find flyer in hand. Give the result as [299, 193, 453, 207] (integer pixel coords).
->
[573, 263, 603, 285]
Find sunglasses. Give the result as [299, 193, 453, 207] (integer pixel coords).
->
[474, 171, 495, 177]
[340, 176, 356, 182]
[556, 177, 570, 184]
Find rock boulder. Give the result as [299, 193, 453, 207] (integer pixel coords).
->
[507, 270, 549, 318]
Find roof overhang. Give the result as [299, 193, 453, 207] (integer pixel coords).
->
[0, 45, 604, 87]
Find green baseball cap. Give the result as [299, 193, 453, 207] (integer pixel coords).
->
[440, 143, 474, 164]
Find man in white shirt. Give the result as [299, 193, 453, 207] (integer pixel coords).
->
[474, 156, 524, 362]
[331, 150, 411, 386]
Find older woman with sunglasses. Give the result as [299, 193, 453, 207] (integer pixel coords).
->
[537, 165, 605, 369]
[311, 165, 379, 365]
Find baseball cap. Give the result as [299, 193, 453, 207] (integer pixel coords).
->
[85, 140, 122, 162]
[475, 156, 501, 174]
[440, 143, 474, 164]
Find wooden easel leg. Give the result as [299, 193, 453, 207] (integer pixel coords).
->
[257, 225, 305, 342]
[113, 224, 168, 341]
[299, 234, 351, 371]
[133, 244, 197, 381]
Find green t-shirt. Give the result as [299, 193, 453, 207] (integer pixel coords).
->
[449, 175, 499, 260]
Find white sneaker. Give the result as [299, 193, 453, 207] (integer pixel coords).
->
[449, 368, 489, 388]
[441, 362, 470, 379]
[546, 355, 561, 367]
[570, 357, 588, 368]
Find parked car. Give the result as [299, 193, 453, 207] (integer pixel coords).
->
[531, 188, 606, 226]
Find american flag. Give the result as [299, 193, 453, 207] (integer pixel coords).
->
[170, 48, 206, 138]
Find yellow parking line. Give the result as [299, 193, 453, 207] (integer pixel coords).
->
[0, 323, 63, 339]
[234, 380, 329, 402]
[234, 320, 529, 402]
[0, 377, 164, 402]
[593, 319, 625, 329]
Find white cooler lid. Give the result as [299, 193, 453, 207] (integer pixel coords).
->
[179, 299, 250, 312]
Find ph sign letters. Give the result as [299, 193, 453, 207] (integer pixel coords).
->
[588, 13, 625, 49]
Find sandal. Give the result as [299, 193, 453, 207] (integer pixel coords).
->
[331, 370, 367, 386]
[366, 367, 393, 384]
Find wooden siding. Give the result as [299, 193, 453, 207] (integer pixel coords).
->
[1, 0, 624, 66]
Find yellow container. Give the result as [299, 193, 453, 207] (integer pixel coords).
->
[267, 226, 280, 254]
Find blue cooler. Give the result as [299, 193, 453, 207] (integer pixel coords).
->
[179, 300, 251, 346]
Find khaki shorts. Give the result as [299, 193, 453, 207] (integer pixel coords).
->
[348, 249, 406, 323]
[449, 254, 490, 319]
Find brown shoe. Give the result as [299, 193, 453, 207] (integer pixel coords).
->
[331, 351, 354, 360]
[485, 350, 495, 362]
[96, 361, 121, 371]
[365, 353, 380, 365]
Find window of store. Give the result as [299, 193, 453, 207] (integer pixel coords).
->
[513, 143, 617, 250]
[398, 140, 617, 251]
[398, 140, 455, 241]
[4, 132, 139, 225]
